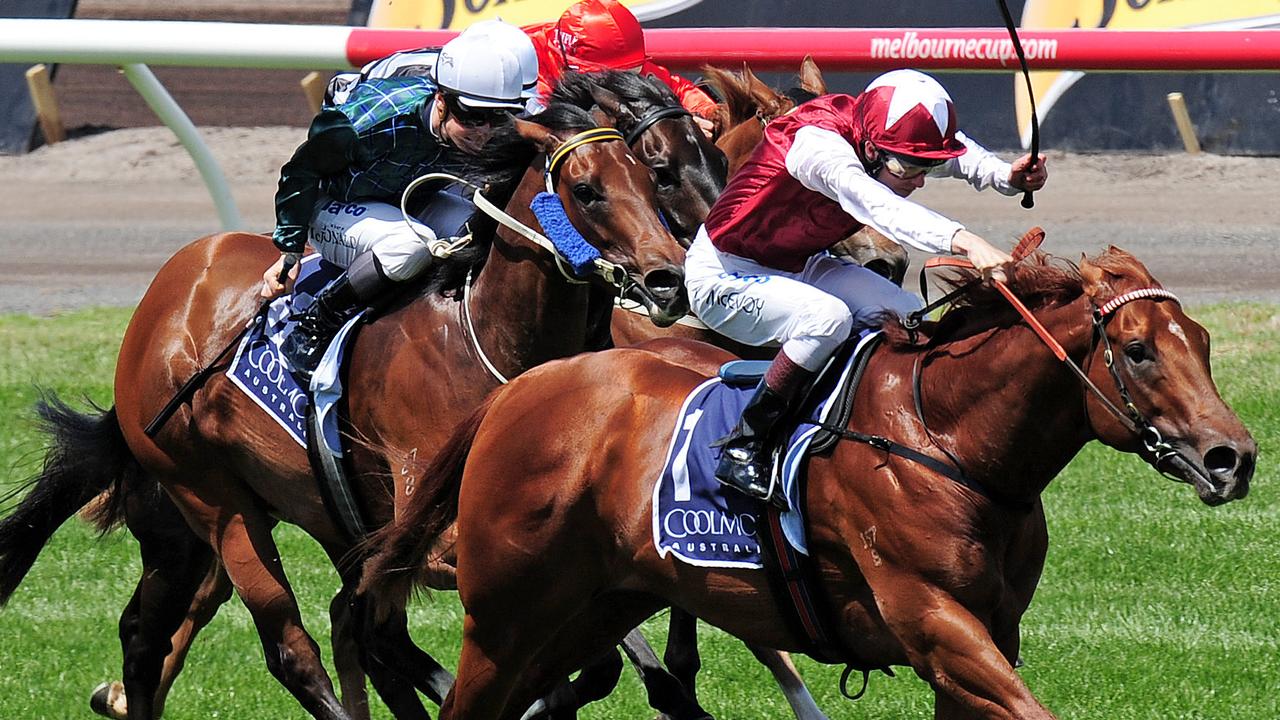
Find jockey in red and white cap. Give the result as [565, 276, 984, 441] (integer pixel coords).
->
[686, 69, 1048, 507]
[524, 0, 718, 133]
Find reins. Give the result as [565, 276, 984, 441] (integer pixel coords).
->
[911, 249, 1183, 477]
[822, 232, 1181, 509]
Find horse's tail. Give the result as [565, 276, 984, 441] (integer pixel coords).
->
[0, 393, 138, 605]
[357, 391, 496, 619]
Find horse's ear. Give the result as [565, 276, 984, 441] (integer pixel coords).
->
[1080, 254, 1120, 299]
[702, 64, 754, 125]
[588, 106, 617, 129]
[589, 83, 635, 125]
[743, 65, 784, 117]
[798, 55, 827, 95]
[514, 119, 560, 155]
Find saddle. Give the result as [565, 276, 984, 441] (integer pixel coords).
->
[655, 332, 883, 661]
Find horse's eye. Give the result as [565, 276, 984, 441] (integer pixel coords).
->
[572, 183, 601, 204]
[1124, 341, 1150, 364]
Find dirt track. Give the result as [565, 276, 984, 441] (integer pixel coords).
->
[2, 1, 1277, 314]
[2, 124, 1277, 315]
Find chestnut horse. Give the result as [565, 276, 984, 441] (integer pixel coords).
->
[0, 99, 689, 720]
[363, 248, 1254, 720]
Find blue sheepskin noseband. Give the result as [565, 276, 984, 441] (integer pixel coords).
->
[530, 191, 601, 278]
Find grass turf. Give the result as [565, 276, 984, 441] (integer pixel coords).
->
[0, 304, 1275, 719]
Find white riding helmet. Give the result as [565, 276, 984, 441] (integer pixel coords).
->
[433, 31, 525, 111]
[465, 19, 539, 101]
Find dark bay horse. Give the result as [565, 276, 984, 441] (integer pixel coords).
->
[363, 248, 1254, 720]
[0, 100, 688, 720]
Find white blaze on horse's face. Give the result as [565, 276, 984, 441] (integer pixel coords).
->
[1167, 319, 1190, 349]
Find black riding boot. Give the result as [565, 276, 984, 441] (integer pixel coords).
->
[713, 381, 795, 510]
[282, 275, 362, 383]
[282, 251, 398, 383]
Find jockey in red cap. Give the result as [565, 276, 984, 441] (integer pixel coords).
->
[525, 0, 717, 135]
[685, 69, 1048, 507]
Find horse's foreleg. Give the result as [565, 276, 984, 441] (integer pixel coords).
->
[620, 627, 710, 720]
[745, 645, 828, 720]
[502, 594, 667, 720]
[882, 595, 1054, 720]
[655, 609, 713, 719]
[517, 649, 621, 720]
[348, 596, 454, 717]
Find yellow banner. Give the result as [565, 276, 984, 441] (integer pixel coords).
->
[1017, 0, 1280, 147]
[368, 0, 703, 30]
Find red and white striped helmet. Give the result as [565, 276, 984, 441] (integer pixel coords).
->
[858, 69, 966, 160]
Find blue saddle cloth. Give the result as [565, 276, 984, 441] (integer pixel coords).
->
[652, 331, 881, 569]
[226, 256, 364, 456]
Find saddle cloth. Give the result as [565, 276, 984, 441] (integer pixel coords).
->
[227, 255, 364, 457]
[652, 331, 881, 569]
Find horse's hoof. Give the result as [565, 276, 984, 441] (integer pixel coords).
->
[89, 681, 127, 720]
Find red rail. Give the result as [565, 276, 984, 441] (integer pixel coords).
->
[347, 27, 1280, 72]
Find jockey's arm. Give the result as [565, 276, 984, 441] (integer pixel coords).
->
[932, 131, 1048, 195]
[785, 125, 963, 255]
[272, 109, 361, 254]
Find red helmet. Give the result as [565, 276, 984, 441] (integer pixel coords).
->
[554, 0, 648, 72]
[857, 69, 966, 161]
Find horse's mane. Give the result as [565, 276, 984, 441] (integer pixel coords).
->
[700, 64, 794, 129]
[412, 98, 603, 297]
[551, 69, 681, 115]
[881, 251, 1086, 348]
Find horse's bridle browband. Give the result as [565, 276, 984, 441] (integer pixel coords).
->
[623, 105, 692, 147]
[545, 127, 626, 182]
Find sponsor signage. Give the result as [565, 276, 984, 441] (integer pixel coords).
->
[367, 0, 704, 30]
[1018, 0, 1280, 147]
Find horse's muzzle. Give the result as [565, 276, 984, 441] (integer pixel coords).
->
[627, 266, 689, 328]
[1166, 437, 1255, 506]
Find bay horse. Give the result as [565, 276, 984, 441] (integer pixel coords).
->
[0, 71, 730, 720]
[0, 98, 689, 720]
[362, 247, 1255, 720]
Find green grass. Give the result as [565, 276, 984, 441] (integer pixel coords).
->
[0, 305, 1276, 719]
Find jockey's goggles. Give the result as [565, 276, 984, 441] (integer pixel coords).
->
[878, 148, 948, 179]
[444, 95, 514, 128]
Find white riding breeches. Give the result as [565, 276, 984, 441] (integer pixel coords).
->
[308, 197, 436, 281]
[685, 226, 922, 371]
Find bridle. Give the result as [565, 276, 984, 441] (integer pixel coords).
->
[623, 104, 692, 147]
[1085, 288, 1183, 463]
[404, 126, 675, 384]
[817, 251, 1185, 510]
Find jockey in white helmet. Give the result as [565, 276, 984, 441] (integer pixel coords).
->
[264, 23, 532, 383]
[467, 18, 540, 109]
[684, 68, 1048, 507]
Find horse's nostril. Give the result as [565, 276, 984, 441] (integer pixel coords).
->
[1204, 445, 1240, 475]
[644, 268, 685, 300]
